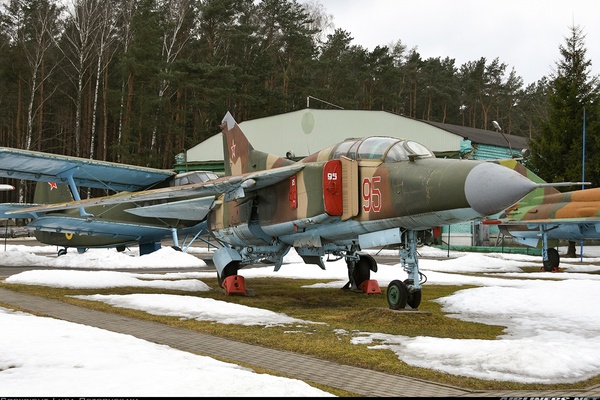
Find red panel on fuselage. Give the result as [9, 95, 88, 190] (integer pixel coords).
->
[289, 175, 297, 209]
[323, 160, 343, 216]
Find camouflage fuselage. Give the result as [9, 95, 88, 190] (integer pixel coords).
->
[494, 159, 600, 245]
[209, 137, 535, 250]
[498, 187, 600, 243]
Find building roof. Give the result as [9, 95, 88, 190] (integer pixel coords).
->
[186, 109, 529, 163]
[424, 121, 529, 150]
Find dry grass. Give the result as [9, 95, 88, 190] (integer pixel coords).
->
[2, 276, 599, 394]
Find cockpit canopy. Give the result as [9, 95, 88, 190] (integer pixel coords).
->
[171, 170, 219, 186]
[330, 136, 435, 161]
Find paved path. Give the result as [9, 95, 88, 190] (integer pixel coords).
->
[2, 288, 600, 397]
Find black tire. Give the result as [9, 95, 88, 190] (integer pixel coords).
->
[351, 254, 374, 287]
[171, 245, 182, 252]
[361, 253, 378, 273]
[387, 280, 408, 310]
[57, 248, 67, 256]
[403, 279, 422, 309]
[217, 261, 240, 287]
[116, 245, 126, 252]
[543, 248, 560, 271]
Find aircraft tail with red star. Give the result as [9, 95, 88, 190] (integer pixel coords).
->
[0, 181, 74, 220]
[220, 112, 294, 177]
[34, 181, 74, 204]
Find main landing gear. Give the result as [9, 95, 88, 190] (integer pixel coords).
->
[214, 249, 246, 295]
[342, 229, 426, 310]
[212, 231, 427, 309]
[56, 247, 88, 256]
[540, 224, 561, 272]
[56, 244, 127, 256]
[342, 251, 379, 292]
[387, 230, 426, 310]
[542, 248, 560, 272]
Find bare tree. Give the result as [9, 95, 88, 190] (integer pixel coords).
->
[2, 0, 64, 203]
[150, 0, 196, 151]
[59, 0, 104, 157]
[89, 0, 117, 161]
[301, 0, 333, 47]
[115, 0, 136, 163]
[4, 0, 63, 151]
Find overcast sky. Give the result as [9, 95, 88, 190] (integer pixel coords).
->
[2, 242, 600, 395]
[310, 0, 600, 86]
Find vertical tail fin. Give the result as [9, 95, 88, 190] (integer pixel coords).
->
[496, 159, 554, 186]
[34, 181, 74, 204]
[220, 112, 293, 176]
[496, 159, 559, 213]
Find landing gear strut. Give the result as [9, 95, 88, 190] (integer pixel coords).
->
[540, 224, 561, 272]
[387, 230, 425, 310]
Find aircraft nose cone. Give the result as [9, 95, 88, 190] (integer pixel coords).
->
[465, 162, 537, 216]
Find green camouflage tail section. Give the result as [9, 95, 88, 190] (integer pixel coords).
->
[496, 159, 600, 222]
[33, 181, 74, 204]
[496, 159, 561, 216]
[220, 112, 294, 176]
[496, 159, 549, 184]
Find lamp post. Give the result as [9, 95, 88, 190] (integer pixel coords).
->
[492, 120, 514, 158]
[580, 107, 586, 261]
[582, 107, 586, 191]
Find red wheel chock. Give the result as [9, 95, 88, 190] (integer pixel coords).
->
[221, 275, 247, 295]
[358, 279, 381, 294]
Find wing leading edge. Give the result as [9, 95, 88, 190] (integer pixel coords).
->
[0, 203, 44, 219]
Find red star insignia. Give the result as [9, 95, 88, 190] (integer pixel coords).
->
[48, 182, 58, 190]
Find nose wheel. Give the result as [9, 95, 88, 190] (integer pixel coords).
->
[387, 280, 408, 309]
[386, 229, 425, 309]
[404, 279, 422, 308]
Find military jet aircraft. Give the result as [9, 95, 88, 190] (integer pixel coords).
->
[208, 113, 551, 308]
[0, 148, 218, 255]
[484, 159, 596, 271]
[1, 112, 544, 309]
